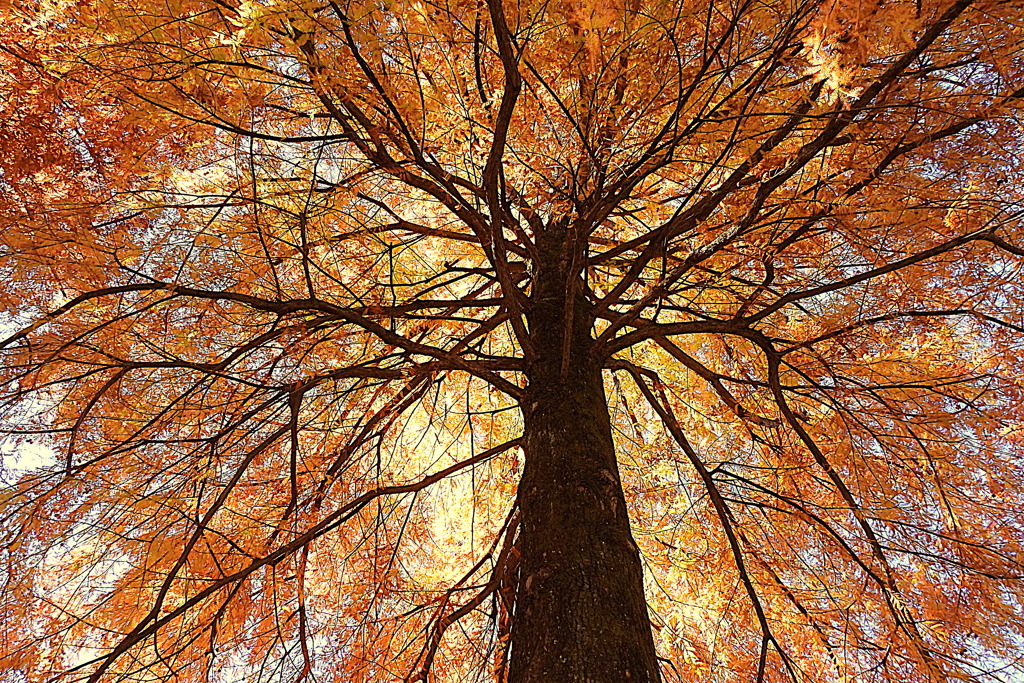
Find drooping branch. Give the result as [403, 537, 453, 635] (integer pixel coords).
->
[79, 438, 523, 683]
[623, 363, 797, 681]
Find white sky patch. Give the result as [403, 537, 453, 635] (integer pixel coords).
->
[1, 439, 58, 480]
[0, 317, 59, 482]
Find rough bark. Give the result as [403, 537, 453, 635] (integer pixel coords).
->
[508, 229, 662, 682]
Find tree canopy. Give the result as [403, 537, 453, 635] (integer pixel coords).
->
[2, 0, 1024, 680]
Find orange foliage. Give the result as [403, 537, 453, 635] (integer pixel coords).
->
[2, 0, 1024, 680]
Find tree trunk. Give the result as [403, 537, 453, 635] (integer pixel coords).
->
[508, 231, 662, 682]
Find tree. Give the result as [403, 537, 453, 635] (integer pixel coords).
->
[2, 0, 1024, 679]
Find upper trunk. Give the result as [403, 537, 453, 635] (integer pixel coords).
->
[507, 229, 661, 683]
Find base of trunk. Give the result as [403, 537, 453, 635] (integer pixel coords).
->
[508, 365, 661, 683]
